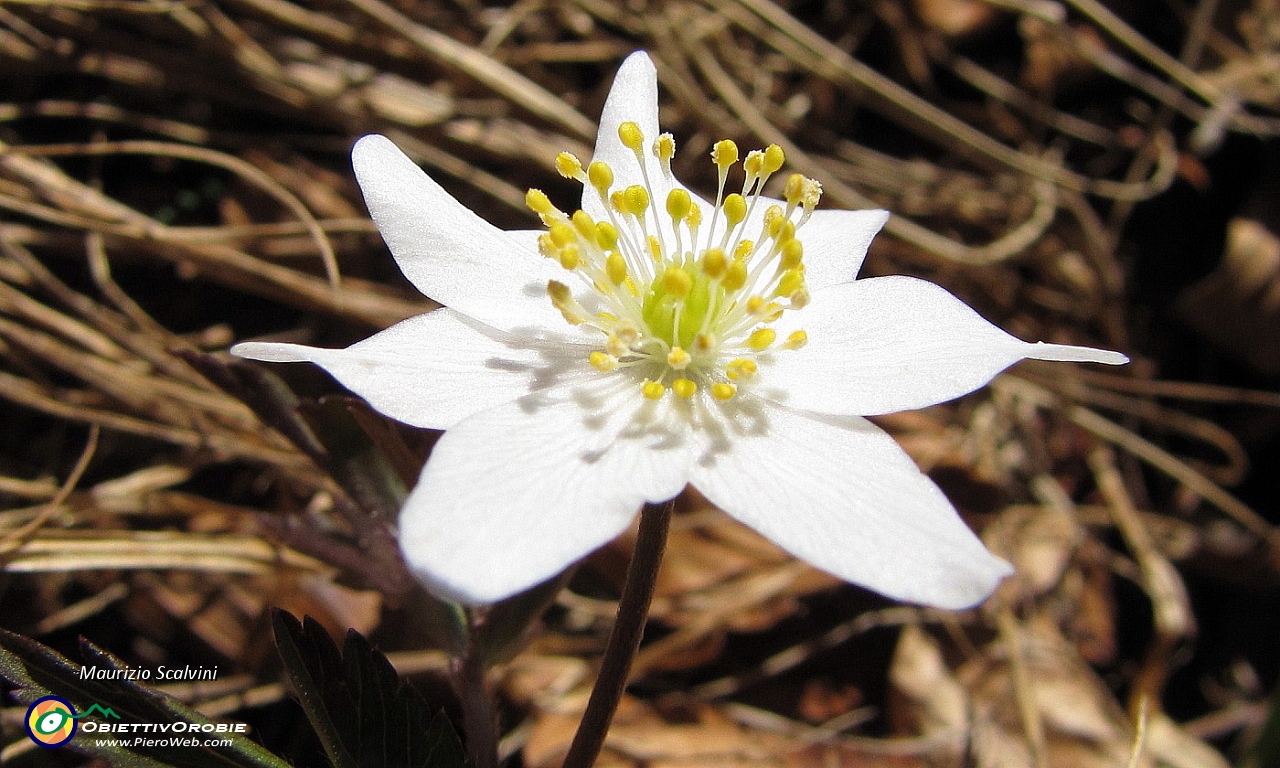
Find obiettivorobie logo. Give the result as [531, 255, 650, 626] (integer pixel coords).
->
[24, 695, 249, 749]
[24, 696, 117, 748]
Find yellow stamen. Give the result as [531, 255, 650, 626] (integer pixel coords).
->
[784, 330, 808, 350]
[619, 121, 645, 152]
[589, 351, 617, 371]
[556, 152, 583, 179]
[672, 378, 697, 398]
[654, 133, 675, 166]
[549, 222, 575, 248]
[558, 245, 580, 270]
[624, 185, 649, 216]
[762, 144, 785, 174]
[642, 380, 666, 400]
[711, 139, 739, 169]
[526, 188, 555, 216]
[667, 347, 691, 370]
[666, 188, 691, 221]
[776, 269, 805, 298]
[606, 252, 628, 285]
[596, 222, 619, 250]
[711, 382, 736, 400]
[726, 358, 758, 381]
[780, 239, 803, 270]
[588, 161, 614, 194]
[747, 327, 776, 351]
[662, 266, 693, 298]
[723, 259, 747, 291]
[723, 194, 747, 227]
[701, 248, 727, 279]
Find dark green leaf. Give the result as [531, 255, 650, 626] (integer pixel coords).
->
[271, 610, 465, 768]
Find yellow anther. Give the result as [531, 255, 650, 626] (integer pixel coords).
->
[763, 144, 785, 174]
[606, 333, 629, 357]
[537, 233, 557, 259]
[747, 327, 777, 350]
[624, 185, 649, 216]
[588, 161, 614, 193]
[662, 266, 693, 298]
[733, 240, 754, 259]
[726, 358, 758, 381]
[723, 193, 747, 227]
[746, 295, 766, 314]
[606, 252, 628, 285]
[610, 190, 627, 214]
[666, 188, 691, 221]
[784, 173, 805, 205]
[800, 178, 823, 211]
[596, 222, 619, 249]
[556, 152, 583, 179]
[693, 333, 715, 353]
[672, 378, 697, 398]
[654, 133, 675, 164]
[625, 276, 639, 296]
[701, 248, 727, 279]
[776, 220, 796, 245]
[547, 280, 573, 303]
[549, 223, 576, 248]
[790, 287, 810, 310]
[723, 259, 748, 291]
[667, 347, 691, 370]
[648, 236, 662, 263]
[685, 205, 702, 231]
[558, 245, 580, 270]
[572, 210, 597, 241]
[615, 321, 640, 344]
[547, 280, 587, 325]
[763, 206, 784, 238]
[784, 330, 808, 350]
[780, 239, 803, 269]
[619, 121, 645, 152]
[526, 188, 555, 216]
[743, 150, 764, 178]
[589, 351, 618, 372]
[777, 268, 805, 298]
[711, 139, 739, 169]
[597, 312, 618, 322]
[642, 380, 666, 400]
[711, 382, 737, 401]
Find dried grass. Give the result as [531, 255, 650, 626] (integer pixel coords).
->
[2, 0, 1279, 765]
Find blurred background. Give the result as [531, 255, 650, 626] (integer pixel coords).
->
[0, 0, 1278, 765]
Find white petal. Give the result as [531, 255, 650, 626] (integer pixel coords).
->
[690, 400, 1011, 609]
[231, 309, 591, 430]
[583, 53, 713, 237]
[797, 209, 889, 289]
[351, 135, 565, 333]
[399, 381, 699, 603]
[759, 276, 1128, 416]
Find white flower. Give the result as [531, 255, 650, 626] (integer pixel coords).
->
[233, 52, 1126, 610]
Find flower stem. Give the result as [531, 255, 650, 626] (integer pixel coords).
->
[562, 498, 674, 768]
[452, 609, 499, 768]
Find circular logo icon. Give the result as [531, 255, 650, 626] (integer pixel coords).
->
[25, 696, 78, 748]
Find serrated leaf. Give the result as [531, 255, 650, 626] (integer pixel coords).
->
[0, 628, 290, 768]
[271, 610, 465, 768]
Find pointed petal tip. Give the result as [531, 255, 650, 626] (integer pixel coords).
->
[351, 133, 408, 175]
[924, 553, 1014, 610]
[619, 50, 655, 73]
[1026, 341, 1129, 366]
[228, 341, 313, 363]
